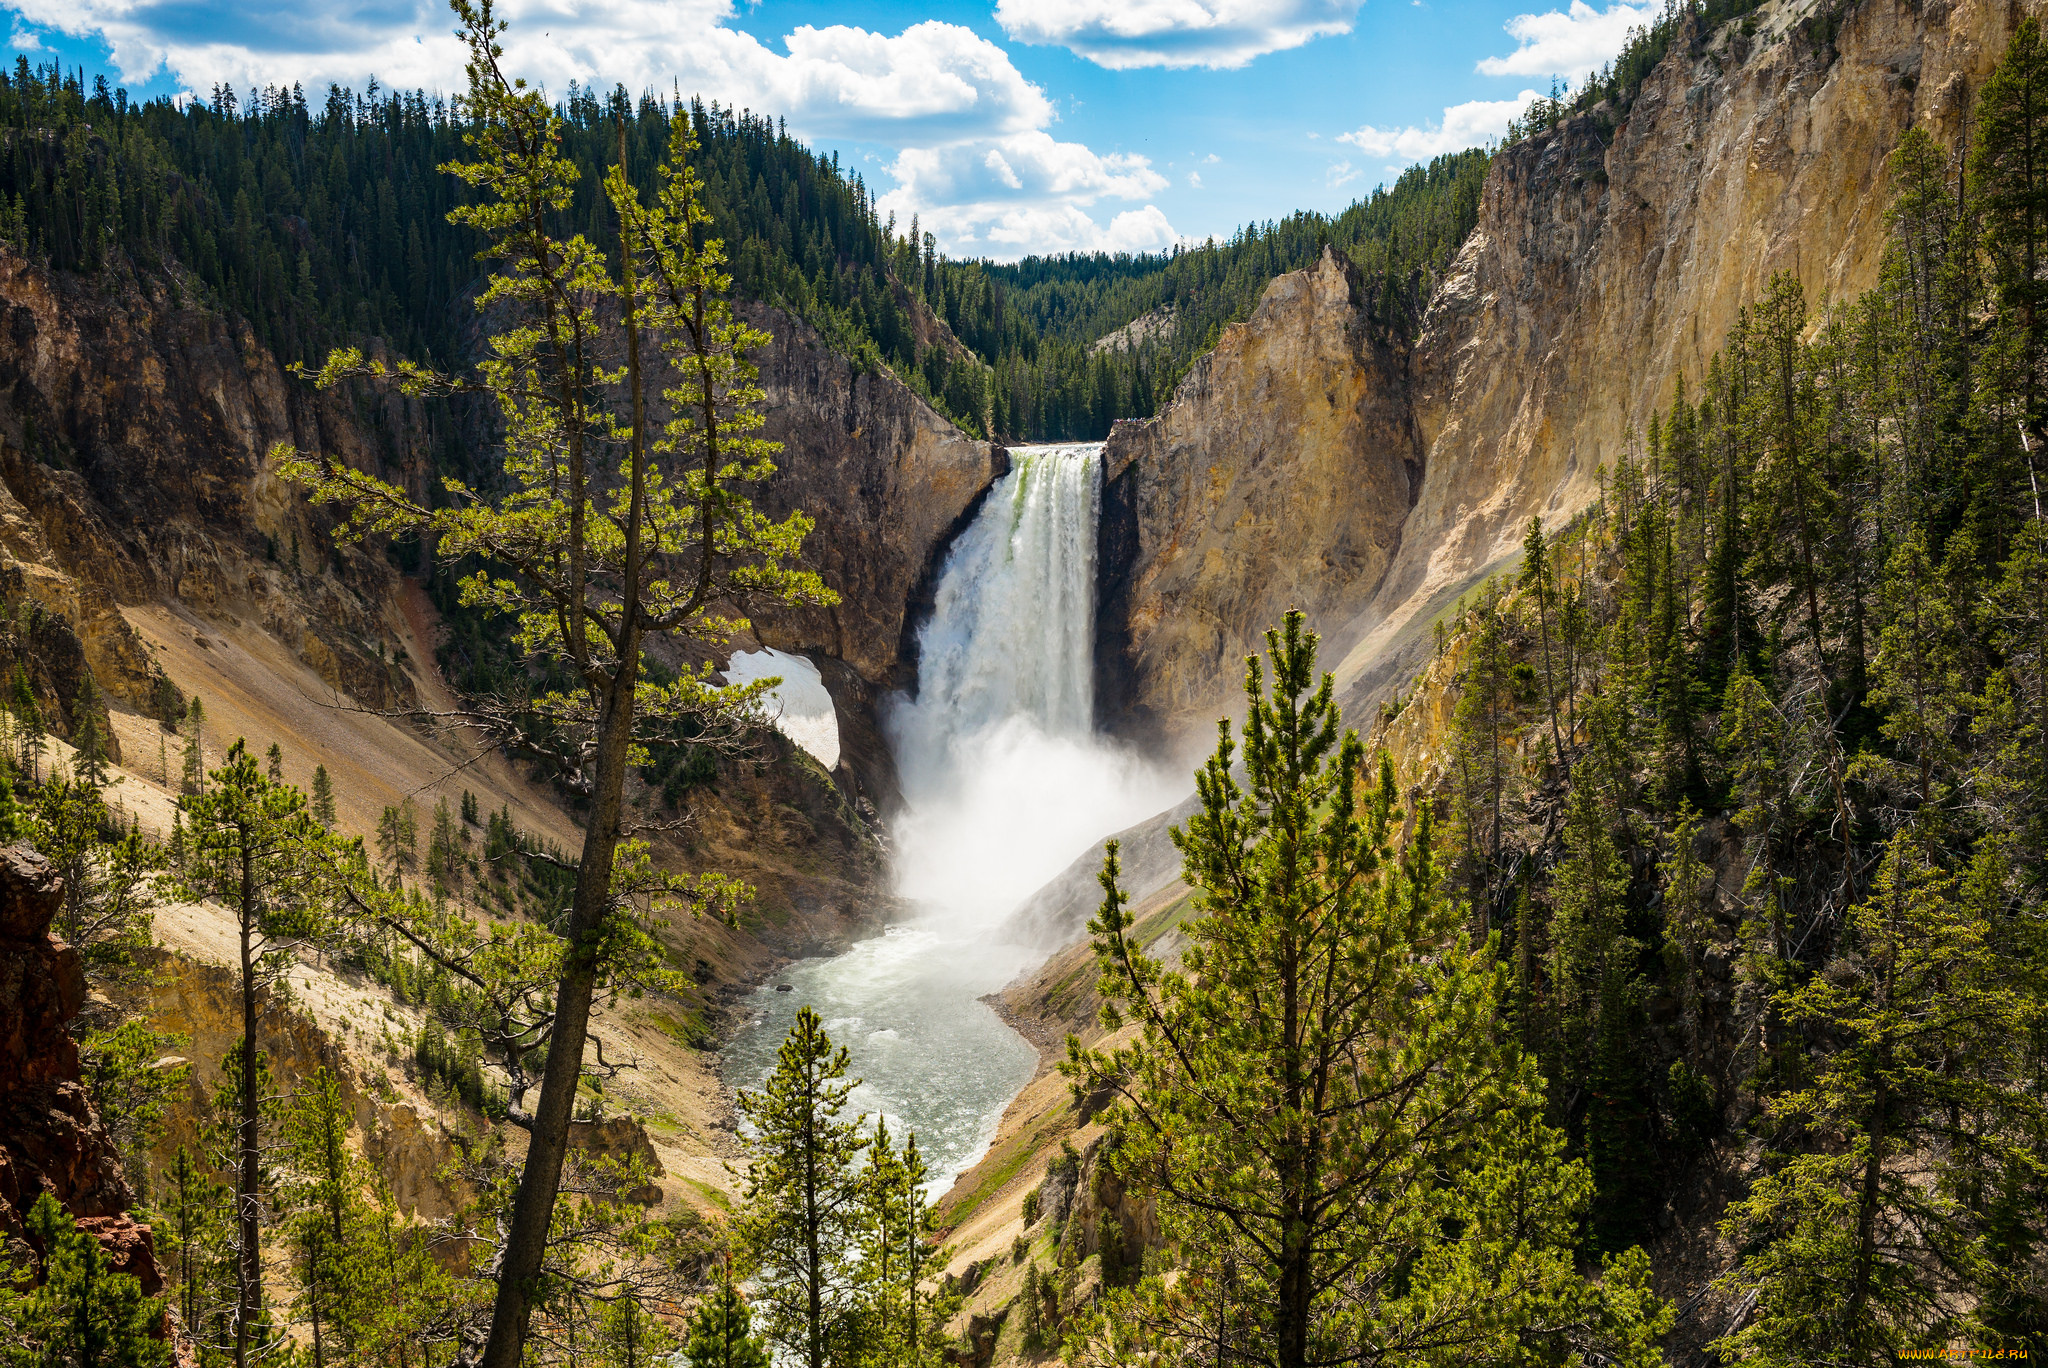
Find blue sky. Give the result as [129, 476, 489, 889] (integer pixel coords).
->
[1, 0, 1658, 258]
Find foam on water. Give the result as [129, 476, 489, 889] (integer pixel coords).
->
[722, 928, 1040, 1193]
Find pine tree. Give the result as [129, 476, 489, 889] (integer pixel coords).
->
[0, 771, 20, 843]
[1546, 700, 1634, 1087]
[162, 1146, 233, 1350]
[1862, 530, 1969, 811]
[72, 678, 109, 788]
[684, 1266, 769, 1368]
[1974, 16, 2048, 444]
[734, 1007, 868, 1368]
[1520, 515, 1568, 771]
[1016, 1264, 1046, 1355]
[1063, 613, 1666, 1368]
[1450, 583, 1515, 923]
[309, 765, 335, 829]
[846, 1122, 944, 1368]
[281, 17, 834, 1363]
[79, 1020, 189, 1197]
[281, 1067, 357, 1367]
[594, 1291, 676, 1368]
[1975, 523, 2048, 899]
[264, 743, 283, 783]
[1717, 833, 2045, 1362]
[27, 777, 165, 1002]
[0, 1192, 169, 1368]
[1653, 525, 1703, 801]
[1659, 802, 1713, 1053]
[427, 796, 461, 889]
[181, 742, 339, 1368]
[375, 801, 417, 873]
[11, 663, 45, 783]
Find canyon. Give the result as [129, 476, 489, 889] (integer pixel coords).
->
[2, 0, 2041, 1359]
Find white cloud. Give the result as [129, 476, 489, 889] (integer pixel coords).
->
[1476, 1, 1657, 80]
[1325, 160, 1358, 189]
[1187, 170, 1202, 188]
[985, 149, 1025, 189]
[6, 0, 1053, 144]
[1337, 90, 1541, 162]
[4, 0, 1171, 258]
[879, 130, 1172, 257]
[995, 0, 1362, 70]
[929, 202, 1179, 256]
[885, 132, 1167, 207]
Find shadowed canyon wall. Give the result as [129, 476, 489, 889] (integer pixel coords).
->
[0, 254, 999, 713]
[739, 300, 1006, 693]
[0, 249, 434, 718]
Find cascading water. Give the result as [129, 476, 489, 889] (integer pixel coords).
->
[886, 444, 1181, 922]
[722, 444, 1180, 1194]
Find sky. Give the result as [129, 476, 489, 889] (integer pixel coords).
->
[0, 0, 1662, 260]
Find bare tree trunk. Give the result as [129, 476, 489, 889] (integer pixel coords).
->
[476, 656, 638, 1368]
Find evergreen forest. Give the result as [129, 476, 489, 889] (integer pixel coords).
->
[1414, 20, 2048, 1357]
[0, 54, 1486, 445]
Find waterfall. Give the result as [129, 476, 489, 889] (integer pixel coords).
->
[884, 443, 1178, 928]
[891, 443, 1102, 776]
[725, 443, 1181, 1198]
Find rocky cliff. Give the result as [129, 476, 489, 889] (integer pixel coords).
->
[0, 844, 162, 1293]
[745, 301, 1005, 691]
[0, 242, 997, 807]
[0, 249, 427, 720]
[1095, 253, 1417, 747]
[1098, 0, 2040, 749]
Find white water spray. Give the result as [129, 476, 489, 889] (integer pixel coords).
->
[725, 442, 1179, 1195]
[885, 443, 1180, 927]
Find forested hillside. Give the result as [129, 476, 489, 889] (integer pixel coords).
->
[0, 58, 1488, 445]
[927, 149, 1489, 438]
[1411, 21, 2048, 1352]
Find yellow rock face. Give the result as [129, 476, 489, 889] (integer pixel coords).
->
[1097, 248, 1418, 756]
[1101, 0, 2041, 750]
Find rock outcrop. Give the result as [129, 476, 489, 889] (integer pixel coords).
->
[1096, 252, 1418, 748]
[0, 249, 422, 714]
[139, 951, 476, 1223]
[0, 843, 162, 1292]
[743, 301, 1007, 692]
[0, 247, 998, 803]
[1097, 0, 2043, 747]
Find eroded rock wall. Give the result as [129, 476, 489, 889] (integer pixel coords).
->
[0, 250, 423, 713]
[1095, 252, 1418, 749]
[1098, 0, 2043, 747]
[742, 301, 1006, 691]
[0, 251, 995, 754]
[0, 844, 161, 1291]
